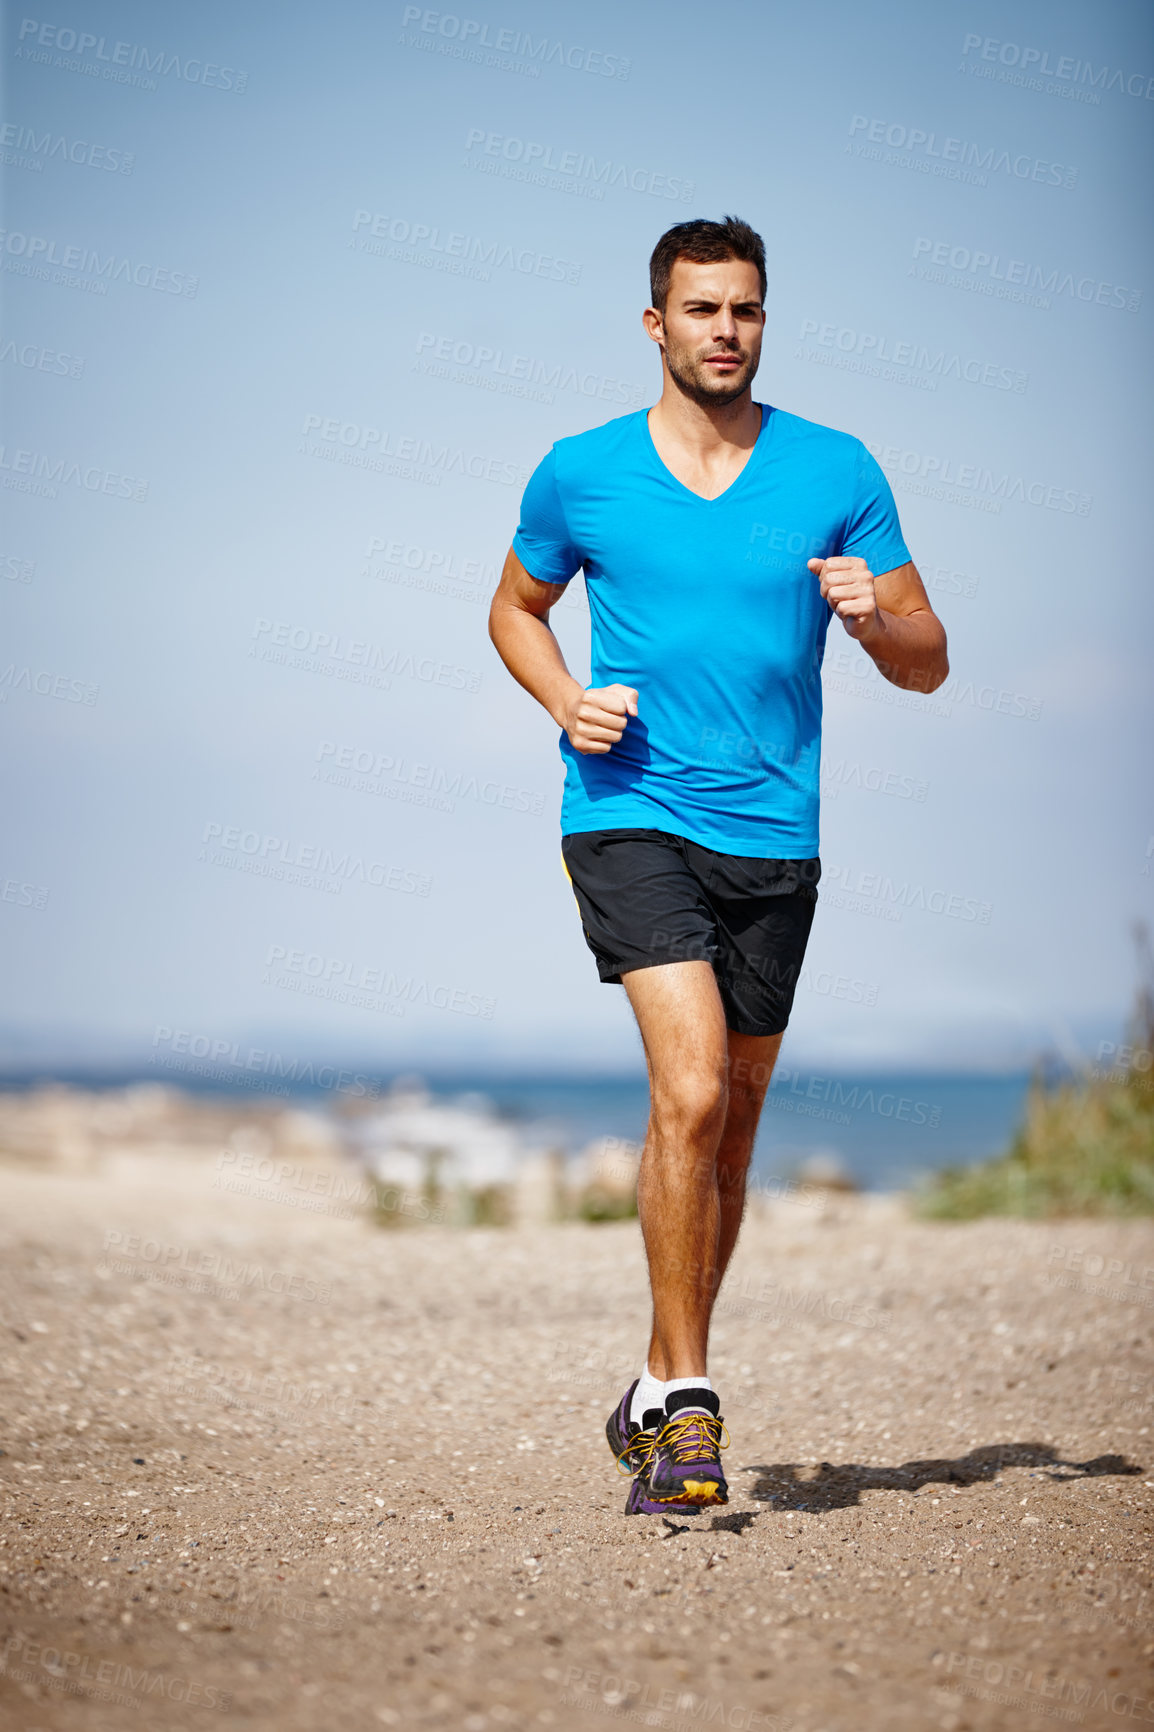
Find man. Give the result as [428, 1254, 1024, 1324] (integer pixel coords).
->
[488, 215, 948, 1515]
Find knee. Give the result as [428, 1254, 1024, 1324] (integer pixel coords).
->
[651, 1067, 728, 1141]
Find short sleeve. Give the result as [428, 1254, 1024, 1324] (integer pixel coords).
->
[512, 447, 581, 586]
[839, 442, 910, 575]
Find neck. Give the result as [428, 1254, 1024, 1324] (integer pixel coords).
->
[649, 373, 761, 453]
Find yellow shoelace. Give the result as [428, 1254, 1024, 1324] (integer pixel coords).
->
[617, 1412, 730, 1476]
[615, 1426, 657, 1476]
[658, 1412, 730, 1465]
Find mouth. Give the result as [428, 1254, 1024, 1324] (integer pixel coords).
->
[702, 354, 743, 372]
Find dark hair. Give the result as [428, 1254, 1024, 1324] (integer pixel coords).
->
[649, 215, 766, 315]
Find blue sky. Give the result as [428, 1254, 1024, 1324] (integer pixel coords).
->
[3, 0, 1152, 1074]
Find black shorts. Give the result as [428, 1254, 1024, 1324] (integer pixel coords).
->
[560, 828, 821, 1038]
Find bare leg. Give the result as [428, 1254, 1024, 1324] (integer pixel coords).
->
[623, 961, 729, 1381]
[713, 1028, 784, 1307]
[624, 975, 784, 1383]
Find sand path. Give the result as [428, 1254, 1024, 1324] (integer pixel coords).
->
[1, 1150, 1151, 1731]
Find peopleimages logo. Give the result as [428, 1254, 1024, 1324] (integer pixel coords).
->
[961, 33, 1154, 101]
[911, 237, 1141, 313]
[0, 229, 198, 296]
[848, 114, 1077, 188]
[314, 740, 546, 816]
[150, 1025, 379, 1099]
[939, 1649, 1154, 1723]
[821, 758, 929, 804]
[1, 875, 48, 909]
[299, 413, 529, 489]
[399, 7, 630, 79]
[198, 820, 432, 897]
[1, 338, 84, 378]
[823, 863, 992, 925]
[0, 443, 148, 502]
[464, 128, 694, 202]
[352, 209, 581, 285]
[249, 616, 483, 694]
[1, 551, 36, 583]
[923, 563, 979, 600]
[0, 1634, 233, 1711]
[0, 663, 98, 705]
[824, 645, 1042, 722]
[798, 320, 1026, 393]
[0, 122, 134, 173]
[364, 535, 494, 589]
[414, 331, 644, 408]
[14, 18, 248, 91]
[865, 438, 1091, 516]
[361, 535, 503, 609]
[263, 943, 496, 1020]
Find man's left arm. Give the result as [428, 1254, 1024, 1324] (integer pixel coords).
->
[807, 556, 949, 694]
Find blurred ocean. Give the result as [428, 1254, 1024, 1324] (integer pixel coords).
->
[0, 1065, 1048, 1193]
[384, 1068, 1039, 1193]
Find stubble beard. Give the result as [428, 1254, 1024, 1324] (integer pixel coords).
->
[662, 333, 759, 408]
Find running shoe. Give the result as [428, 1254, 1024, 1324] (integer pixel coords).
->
[624, 1473, 692, 1516]
[643, 1388, 729, 1507]
[608, 1381, 700, 1513]
[605, 1379, 662, 1475]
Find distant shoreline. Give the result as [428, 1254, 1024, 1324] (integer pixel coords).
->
[0, 1066, 1049, 1194]
[0, 1062, 1048, 1094]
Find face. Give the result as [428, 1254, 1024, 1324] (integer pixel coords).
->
[648, 256, 765, 407]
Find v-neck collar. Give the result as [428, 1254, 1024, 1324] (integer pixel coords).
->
[640, 401, 772, 504]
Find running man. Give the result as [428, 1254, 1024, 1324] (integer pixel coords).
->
[488, 216, 948, 1514]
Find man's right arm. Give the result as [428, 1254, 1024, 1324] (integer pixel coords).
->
[487, 546, 638, 756]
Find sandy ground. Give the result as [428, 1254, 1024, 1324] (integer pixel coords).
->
[1, 1147, 1152, 1732]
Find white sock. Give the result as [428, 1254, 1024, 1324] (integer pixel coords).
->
[663, 1375, 714, 1412]
[630, 1365, 666, 1427]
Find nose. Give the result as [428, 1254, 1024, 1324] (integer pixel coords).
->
[712, 305, 739, 343]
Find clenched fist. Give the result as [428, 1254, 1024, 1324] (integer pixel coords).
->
[562, 682, 639, 755]
[808, 555, 879, 639]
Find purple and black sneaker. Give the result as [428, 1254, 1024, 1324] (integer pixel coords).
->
[643, 1388, 729, 1508]
[606, 1379, 662, 1475]
[623, 1466, 710, 1516]
[609, 1381, 724, 1515]
[607, 1381, 695, 1515]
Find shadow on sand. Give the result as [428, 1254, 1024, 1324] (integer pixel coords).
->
[738, 1442, 1144, 1513]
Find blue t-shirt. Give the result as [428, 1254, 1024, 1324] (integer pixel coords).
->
[512, 402, 910, 858]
